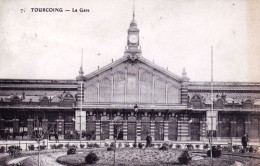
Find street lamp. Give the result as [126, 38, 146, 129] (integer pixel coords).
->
[134, 104, 138, 147]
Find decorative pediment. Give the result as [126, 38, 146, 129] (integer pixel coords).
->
[82, 56, 182, 105]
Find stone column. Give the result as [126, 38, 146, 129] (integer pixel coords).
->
[109, 121, 114, 140]
[27, 119, 34, 136]
[181, 69, 190, 106]
[57, 119, 64, 135]
[136, 121, 141, 141]
[150, 121, 155, 141]
[164, 121, 169, 141]
[177, 114, 190, 141]
[13, 119, 19, 134]
[96, 121, 101, 141]
[200, 120, 207, 141]
[123, 121, 127, 140]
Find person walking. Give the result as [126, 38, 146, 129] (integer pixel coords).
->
[241, 133, 248, 151]
[146, 133, 152, 148]
[55, 132, 59, 143]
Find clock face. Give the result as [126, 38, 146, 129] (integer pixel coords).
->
[129, 35, 138, 44]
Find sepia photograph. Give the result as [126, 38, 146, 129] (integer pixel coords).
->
[0, 0, 260, 165]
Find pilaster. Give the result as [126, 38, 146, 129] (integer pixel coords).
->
[150, 121, 155, 141]
[109, 121, 114, 140]
[200, 120, 207, 141]
[136, 121, 141, 141]
[164, 121, 169, 141]
[96, 121, 101, 140]
[177, 114, 190, 141]
[56, 119, 64, 134]
[123, 121, 127, 140]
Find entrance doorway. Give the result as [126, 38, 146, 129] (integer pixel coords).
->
[191, 122, 200, 141]
[114, 123, 123, 140]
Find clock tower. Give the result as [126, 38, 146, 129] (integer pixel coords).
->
[124, 11, 142, 61]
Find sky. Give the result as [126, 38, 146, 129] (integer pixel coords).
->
[0, 0, 259, 82]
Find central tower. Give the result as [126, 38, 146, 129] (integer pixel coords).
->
[124, 11, 142, 61]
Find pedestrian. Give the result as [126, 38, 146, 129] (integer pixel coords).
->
[146, 133, 152, 148]
[241, 133, 248, 150]
[70, 130, 73, 140]
[55, 132, 59, 143]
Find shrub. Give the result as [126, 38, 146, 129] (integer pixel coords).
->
[207, 146, 221, 158]
[110, 142, 116, 148]
[7, 146, 22, 157]
[176, 144, 181, 149]
[58, 144, 63, 149]
[203, 144, 208, 150]
[195, 145, 200, 149]
[232, 145, 241, 152]
[133, 143, 137, 148]
[28, 144, 35, 150]
[93, 143, 99, 148]
[186, 144, 194, 150]
[80, 144, 85, 148]
[249, 146, 254, 153]
[87, 143, 93, 148]
[37, 145, 46, 150]
[0, 146, 5, 153]
[8, 163, 25, 166]
[65, 143, 70, 149]
[50, 144, 56, 149]
[159, 145, 168, 151]
[169, 143, 173, 148]
[138, 143, 144, 149]
[104, 143, 109, 147]
[107, 147, 114, 151]
[178, 150, 191, 164]
[70, 144, 77, 149]
[85, 152, 99, 164]
[124, 143, 130, 148]
[67, 147, 76, 155]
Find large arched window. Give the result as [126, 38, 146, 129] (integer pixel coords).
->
[114, 72, 125, 103]
[100, 78, 112, 102]
[154, 79, 166, 103]
[167, 85, 180, 104]
[190, 94, 202, 108]
[140, 72, 152, 103]
[85, 84, 98, 102]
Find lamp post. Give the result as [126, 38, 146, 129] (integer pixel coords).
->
[134, 104, 138, 147]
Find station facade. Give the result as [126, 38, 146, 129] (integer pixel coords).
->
[0, 15, 260, 143]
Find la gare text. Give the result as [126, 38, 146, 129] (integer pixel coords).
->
[30, 8, 90, 13]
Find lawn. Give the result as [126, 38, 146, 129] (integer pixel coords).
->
[56, 148, 240, 166]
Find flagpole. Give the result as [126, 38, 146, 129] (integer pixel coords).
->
[80, 48, 83, 145]
[210, 46, 214, 166]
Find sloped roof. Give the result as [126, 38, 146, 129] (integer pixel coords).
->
[83, 55, 182, 82]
